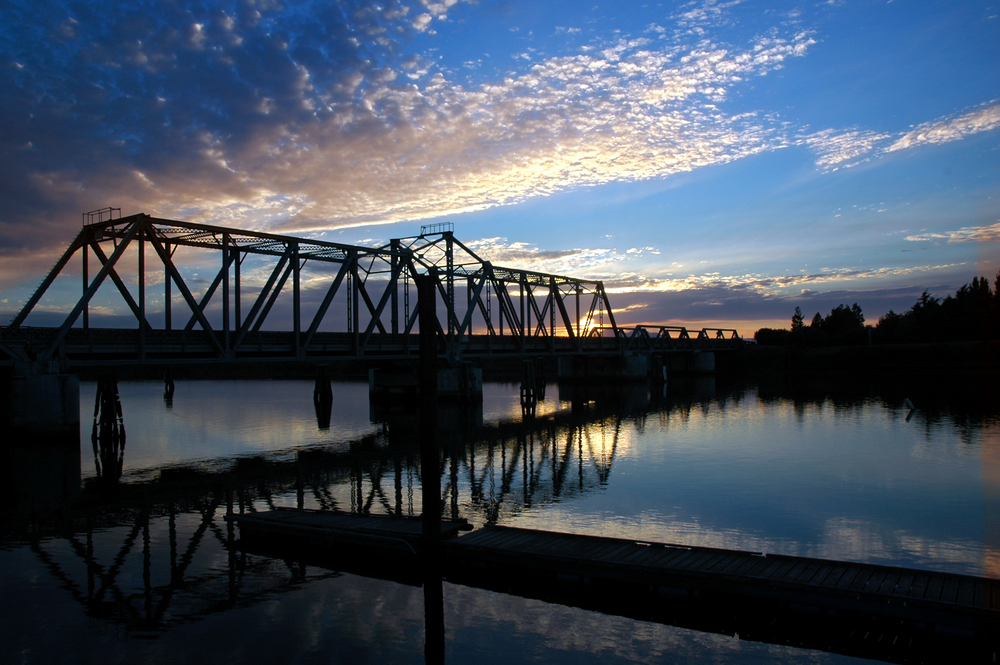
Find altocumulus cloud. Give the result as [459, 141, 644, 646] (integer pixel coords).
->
[905, 221, 1000, 245]
[1, 0, 815, 253]
[603, 263, 964, 298]
[801, 100, 1000, 172]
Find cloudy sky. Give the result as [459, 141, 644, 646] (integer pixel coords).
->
[2, 0, 999, 331]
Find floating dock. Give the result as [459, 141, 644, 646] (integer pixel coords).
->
[233, 508, 470, 555]
[231, 510, 998, 662]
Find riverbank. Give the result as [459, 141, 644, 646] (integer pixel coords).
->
[721, 340, 999, 378]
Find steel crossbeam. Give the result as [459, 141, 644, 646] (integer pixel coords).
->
[4, 211, 635, 363]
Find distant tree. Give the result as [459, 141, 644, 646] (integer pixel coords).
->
[945, 275, 994, 340]
[994, 270, 1000, 336]
[754, 328, 791, 345]
[820, 303, 866, 345]
[873, 309, 904, 344]
[791, 307, 804, 330]
[911, 291, 944, 341]
[761, 270, 999, 347]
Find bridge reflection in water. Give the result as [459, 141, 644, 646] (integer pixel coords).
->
[4, 378, 994, 663]
[5, 381, 644, 634]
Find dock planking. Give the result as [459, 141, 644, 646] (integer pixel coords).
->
[232, 507, 471, 555]
[444, 525, 999, 634]
[233, 511, 998, 661]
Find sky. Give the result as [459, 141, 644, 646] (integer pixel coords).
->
[1, 0, 999, 333]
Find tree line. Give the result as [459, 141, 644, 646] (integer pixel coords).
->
[754, 271, 1000, 346]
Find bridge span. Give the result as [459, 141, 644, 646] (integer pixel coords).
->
[2, 208, 741, 366]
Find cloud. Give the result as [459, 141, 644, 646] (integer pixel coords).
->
[602, 263, 964, 297]
[887, 101, 1000, 152]
[463, 237, 626, 274]
[804, 100, 1000, 171]
[2, 0, 995, 301]
[674, 0, 748, 31]
[800, 128, 891, 171]
[904, 221, 1000, 244]
[0, 0, 814, 250]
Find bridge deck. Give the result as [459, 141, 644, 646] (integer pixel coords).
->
[1, 326, 742, 364]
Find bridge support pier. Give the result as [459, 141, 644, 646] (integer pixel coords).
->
[369, 363, 482, 401]
[2, 361, 81, 518]
[557, 354, 648, 382]
[6, 361, 80, 440]
[663, 351, 715, 375]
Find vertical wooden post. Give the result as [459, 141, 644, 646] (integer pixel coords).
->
[164, 240, 171, 331]
[391, 239, 399, 335]
[138, 226, 145, 360]
[445, 234, 455, 339]
[550, 278, 556, 337]
[576, 285, 580, 338]
[417, 268, 444, 665]
[520, 272, 526, 346]
[417, 269, 441, 551]
[223, 233, 230, 355]
[352, 251, 360, 355]
[467, 276, 474, 336]
[234, 248, 241, 332]
[292, 242, 300, 357]
[82, 239, 89, 331]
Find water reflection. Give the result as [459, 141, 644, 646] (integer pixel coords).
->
[2, 374, 998, 663]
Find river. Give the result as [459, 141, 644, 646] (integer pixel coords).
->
[1, 374, 996, 663]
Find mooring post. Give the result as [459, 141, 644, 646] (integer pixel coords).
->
[415, 269, 444, 664]
[416, 270, 441, 551]
[520, 359, 537, 418]
[91, 373, 126, 487]
[313, 364, 333, 429]
[163, 368, 175, 406]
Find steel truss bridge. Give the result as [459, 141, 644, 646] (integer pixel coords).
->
[1, 208, 741, 364]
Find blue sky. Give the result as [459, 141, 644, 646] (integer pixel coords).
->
[1, 0, 999, 331]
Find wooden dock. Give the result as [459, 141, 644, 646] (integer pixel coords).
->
[231, 511, 999, 662]
[446, 525, 999, 630]
[233, 508, 471, 556]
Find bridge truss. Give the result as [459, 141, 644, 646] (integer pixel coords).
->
[3, 209, 633, 363]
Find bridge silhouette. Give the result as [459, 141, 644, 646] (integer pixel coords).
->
[1, 208, 741, 365]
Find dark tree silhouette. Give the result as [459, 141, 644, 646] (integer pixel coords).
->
[755, 271, 999, 345]
[792, 307, 804, 330]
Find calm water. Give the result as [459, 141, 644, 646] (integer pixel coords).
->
[2, 375, 997, 663]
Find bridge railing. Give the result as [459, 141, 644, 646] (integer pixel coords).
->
[616, 326, 744, 353]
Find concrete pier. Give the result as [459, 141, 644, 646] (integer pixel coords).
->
[557, 354, 648, 381]
[369, 363, 483, 401]
[6, 361, 80, 438]
[663, 351, 716, 375]
[2, 361, 82, 517]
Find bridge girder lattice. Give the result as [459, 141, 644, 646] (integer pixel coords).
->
[4, 211, 642, 363]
